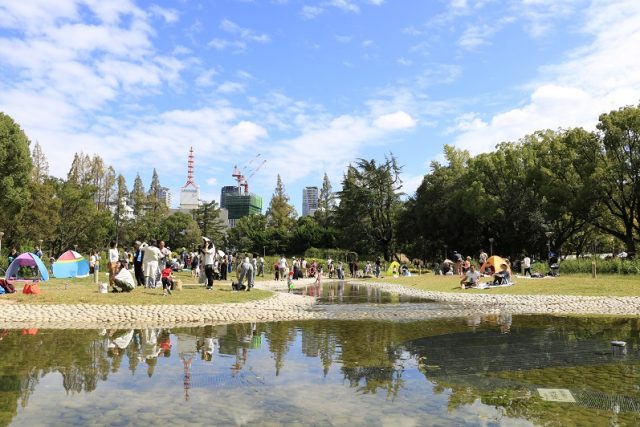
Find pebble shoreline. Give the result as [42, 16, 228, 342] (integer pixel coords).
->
[1, 279, 639, 329]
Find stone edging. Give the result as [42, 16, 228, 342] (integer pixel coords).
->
[1, 279, 639, 329]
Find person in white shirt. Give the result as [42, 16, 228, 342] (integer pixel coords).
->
[523, 255, 532, 277]
[202, 237, 215, 290]
[278, 256, 288, 281]
[142, 240, 162, 288]
[460, 265, 480, 289]
[113, 261, 135, 292]
[108, 240, 119, 288]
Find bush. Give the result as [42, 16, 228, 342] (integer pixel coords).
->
[558, 258, 640, 275]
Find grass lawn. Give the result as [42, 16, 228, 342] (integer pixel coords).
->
[2, 271, 271, 305]
[361, 273, 640, 296]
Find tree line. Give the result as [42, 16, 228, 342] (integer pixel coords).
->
[1, 104, 639, 262]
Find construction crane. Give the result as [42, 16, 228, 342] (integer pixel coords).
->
[232, 157, 267, 195]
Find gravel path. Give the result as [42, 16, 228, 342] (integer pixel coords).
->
[0, 279, 639, 329]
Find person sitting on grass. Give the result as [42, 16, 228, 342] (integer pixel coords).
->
[460, 265, 480, 289]
[112, 261, 135, 293]
[160, 264, 174, 296]
[493, 263, 512, 285]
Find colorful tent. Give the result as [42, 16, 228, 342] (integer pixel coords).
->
[4, 253, 49, 281]
[480, 255, 509, 274]
[52, 250, 90, 278]
[386, 261, 401, 276]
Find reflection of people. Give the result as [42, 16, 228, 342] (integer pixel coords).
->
[460, 265, 479, 289]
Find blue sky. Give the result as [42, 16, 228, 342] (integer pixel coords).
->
[1, 0, 639, 212]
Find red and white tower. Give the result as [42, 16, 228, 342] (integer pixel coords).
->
[179, 146, 201, 210]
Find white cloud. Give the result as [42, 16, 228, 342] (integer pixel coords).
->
[451, 0, 640, 154]
[228, 121, 268, 146]
[205, 177, 218, 186]
[149, 4, 179, 23]
[397, 57, 412, 66]
[220, 19, 270, 43]
[195, 69, 217, 87]
[335, 35, 352, 44]
[217, 81, 246, 94]
[301, 6, 324, 19]
[327, 0, 360, 13]
[374, 111, 416, 130]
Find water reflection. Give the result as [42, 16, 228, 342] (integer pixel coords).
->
[1, 316, 640, 425]
[295, 281, 429, 304]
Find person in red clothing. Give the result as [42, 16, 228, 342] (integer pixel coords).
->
[160, 265, 173, 296]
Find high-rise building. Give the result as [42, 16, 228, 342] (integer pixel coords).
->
[179, 146, 201, 210]
[220, 185, 239, 209]
[226, 193, 263, 227]
[302, 186, 319, 217]
[158, 186, 172, 208]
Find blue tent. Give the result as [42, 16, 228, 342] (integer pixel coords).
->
[5, 252, 49, 281]
[52, 250, 90, 278]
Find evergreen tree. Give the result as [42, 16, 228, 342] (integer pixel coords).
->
[130, 174, 146, 216]
[192, 200, 226, 244]
[315, 172, 335, 227]
[0, 113, 33, 244]
[114, 174, 130, 244]
[266, 175, 296, 228]
[31, 141, 49, 184]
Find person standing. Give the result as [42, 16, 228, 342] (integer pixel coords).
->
[133, 241, 145, 288]
[108, 240, 119, 288]
[375, 257, 381, 278]
[523, 255, 532, 277]
[158, 241, 171, 271]
[142, 240, 161, 288]
[278, 255, 287, 281]
[220, 255, 228, 281]
[479, 249, 488, 267]
[251, 254, 257, 285]
[203, 237, 215, 290]
[258, 256, 264, 277]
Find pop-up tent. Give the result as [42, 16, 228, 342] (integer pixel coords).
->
[386, 261, 401, 276]
[52, 250, 90, 278]
[4, 253, 49, 281]
[480, 255, 509, 274]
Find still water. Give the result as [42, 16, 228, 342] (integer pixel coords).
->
[1, 316, 640, 426]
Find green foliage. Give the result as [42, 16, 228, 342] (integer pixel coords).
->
[158, 212, 201, 250]
[0, 112, 33, 246]
[558, 258, 640, 275]
[335, 154, 402, 261]
[266, 174, 296, 228]
[192, 200, 226, 245]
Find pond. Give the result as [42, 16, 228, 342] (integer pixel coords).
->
[1, 315, 640, 426]
[290, 281, 430, 304]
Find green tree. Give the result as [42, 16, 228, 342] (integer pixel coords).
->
[336, 155, 403, 261]
[0, 113, 33, 246]
[30, 141, 49, 184]
[159, 212, 201, 250]
[229, 214, 268, 253]
[192, 200, 227, 244]
[266, 175, 296, 228]
[130, 174, 146, 216]
[113, 174, 131, 244]
[315, 172, 335, 227]
[593, 105, 640, 256]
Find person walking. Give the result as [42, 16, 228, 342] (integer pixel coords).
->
[278, 255, 287, 281]
[203, 237, 215, 290]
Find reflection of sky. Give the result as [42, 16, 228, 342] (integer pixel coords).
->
[7, 323, 536, 426]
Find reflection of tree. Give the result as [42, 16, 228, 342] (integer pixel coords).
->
[265, 322, 296, 376]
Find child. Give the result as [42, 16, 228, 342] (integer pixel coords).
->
[315, 266, 322, 285]
[287, 268, 294, 292]
[161, 265, 173, 296]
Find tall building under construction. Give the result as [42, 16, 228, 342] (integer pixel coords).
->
[225, 161, 265, 226]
